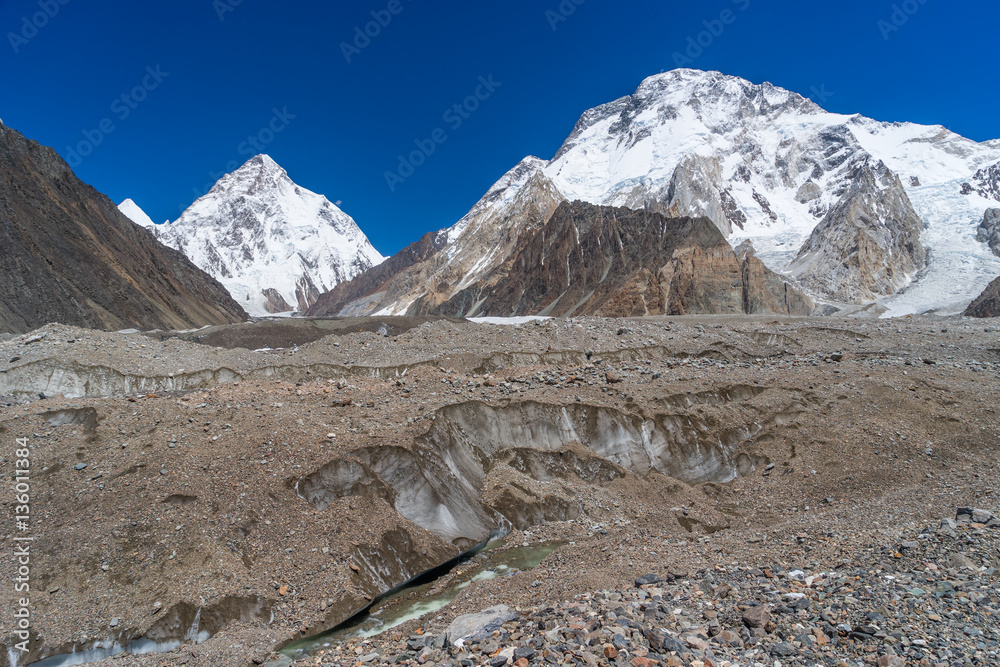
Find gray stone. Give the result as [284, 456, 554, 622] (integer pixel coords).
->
[957, 507, 994, 524]
[972, 509, 993, 524]
[771, 642, 798, 657]
[513, 647, 536, 661]
[634, 573, 660, 587]
[977, 208, 1000, 258]
[445, 605, 512, 644]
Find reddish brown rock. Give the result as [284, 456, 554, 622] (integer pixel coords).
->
[742, 604, 771, 629]
[435, 202, 813, 318]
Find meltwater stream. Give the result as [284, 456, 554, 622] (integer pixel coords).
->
[22, 609, 213, 667]
[280, 539, 564, 662]
[22, 636, 206, 667]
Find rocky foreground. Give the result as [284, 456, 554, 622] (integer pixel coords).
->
[0, 315, 998, 667]
[302, 509, 1000, 667]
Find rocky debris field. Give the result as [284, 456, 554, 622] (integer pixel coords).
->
[299, 509, 1000, 667]
[0, 315, 998, 667]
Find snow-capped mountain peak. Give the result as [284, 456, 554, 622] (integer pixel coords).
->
[118, 198, 155, 227]
[207, 154, 291, 198]
[539, 69, 1000, 315]
[151, 155, 384, 316]
[318, 68, 1000, 319]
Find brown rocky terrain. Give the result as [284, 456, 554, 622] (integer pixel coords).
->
[307, 232, 447, 318]
[965, 276, 1000, 318]
[308, 158, 565, 319]
[318, 202, 813, 320]
[0, 125, 248, 334]
[0, 314, 998, 667]
[430, 202, 813, 318]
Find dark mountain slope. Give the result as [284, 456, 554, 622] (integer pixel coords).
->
[0, 125, 247, 334]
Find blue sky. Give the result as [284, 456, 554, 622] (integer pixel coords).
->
[2, 0, 997, 255]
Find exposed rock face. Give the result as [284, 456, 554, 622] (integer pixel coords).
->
[660, 155, 745, 235]
[154, 155, 384, 316]
[971, 162, 1000, 202]
[0, 125, 247, 334]
[977, 209, 1000, 258]
[261, 288, 293, 314]
[307, 231, 447, 317]
[308, 158, 565, 317]
[965, 276, 1000, 318]
[790, 160, 926, 303]
[418, 202, 812, 318]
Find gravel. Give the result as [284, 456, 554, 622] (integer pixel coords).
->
[0, 315, 998, 667]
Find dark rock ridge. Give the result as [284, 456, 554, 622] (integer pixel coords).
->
[971, 161, 1000, 202]
[977, 208, 1000, 258]
[410, 202, 813, 318]
[790, 160, 926, 303]
[965, 275, 1000, 318]
[0, 125, 248, 334]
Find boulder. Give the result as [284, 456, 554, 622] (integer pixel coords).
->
[742, 604, 771, 629]
[445, 605, 514, 645]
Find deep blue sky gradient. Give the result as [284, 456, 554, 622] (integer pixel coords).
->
[2, 0, 997, 254]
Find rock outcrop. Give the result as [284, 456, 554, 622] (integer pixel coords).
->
[977, 209, 1000, 258]
[307, 231, 447, 317]
[660, 155, 745, 236]
[307, 158, 565, 317]
[418, 202, 812, 318]
[965, 276, 1000, 318]
[971, 162, 1000, 202]
[0, 125, 247, 334]
[790, 160, 926, 303]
